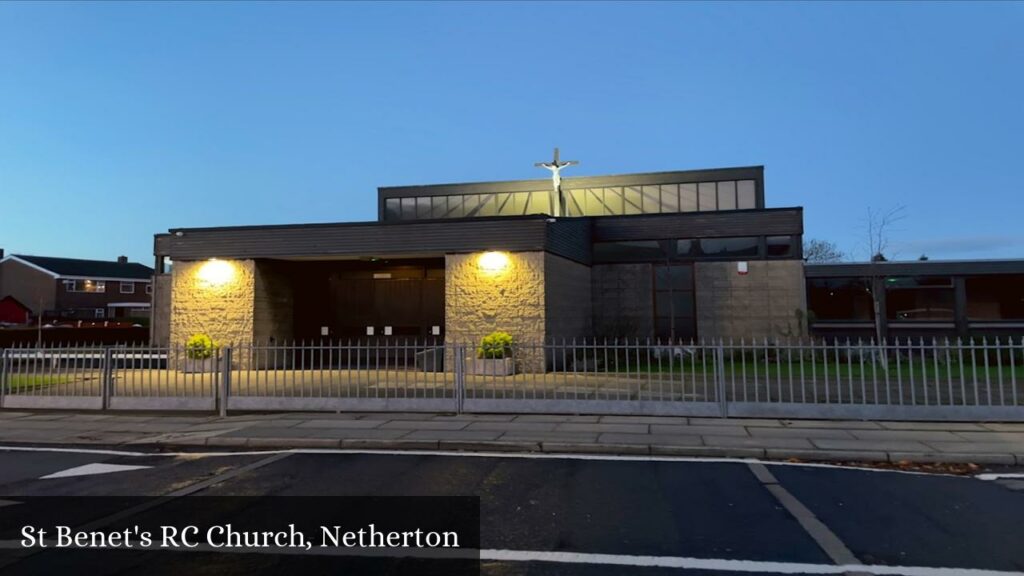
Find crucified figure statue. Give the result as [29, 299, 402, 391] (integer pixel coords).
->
[535, 147, 578, 217]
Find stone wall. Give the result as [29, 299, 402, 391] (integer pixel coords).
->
[170, 259, 256, 350]
[150, 274, 171, 346]
[694, 260, 807, 341]
[544, 253, 592, 340]
[591, 263, 654, 337]
[445, 251, 546, 372]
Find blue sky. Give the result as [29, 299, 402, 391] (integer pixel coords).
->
[1, 1, 1021, 265]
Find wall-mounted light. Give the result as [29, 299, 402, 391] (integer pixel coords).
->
[477, 251, 510, 274]
[196, 258, 235, 287]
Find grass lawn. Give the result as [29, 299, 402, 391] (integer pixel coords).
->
[5, 374, 71, 391]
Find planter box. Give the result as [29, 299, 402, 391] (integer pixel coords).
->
[182, 357, 217, 374]
[469, 357, 514, 376]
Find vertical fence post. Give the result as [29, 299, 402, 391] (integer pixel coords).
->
[453, 344, 465, 414]
[101, 347, 114, 410]
[716, 341, 728, 418]
[0, 348, 7, 408]
[219, 347, 232, 417]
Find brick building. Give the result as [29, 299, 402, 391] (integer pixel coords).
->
[151, 165, 807, 354]
[0, 252, 154, 321]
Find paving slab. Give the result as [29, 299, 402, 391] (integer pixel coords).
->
[952, 431, 1024, 442]
[497, 432, 600, 443]
[430, 414, 516, 422]
[340, 438, 440, 450]
[293, 419, 384, 429]
[247, 437, 340, 449]
[924, 441, 1024, 454]
[981, 423, 1024, 432]
[879, 421, 988, 431]
[512, 414, 600, 423]
[688, 417, 787, 427]
[651, 424, 749, 437]
[599, 433, 703, 447]
[811, 438, 931, 452]
[0, 412, 31, 419]
[707, 435, 815, 449]
[542, 442, 649, 455]
[377, 420, 469, 430]
[747, 427, 855, 439]
[598, 415, 689, 424]
[402, 430, 503, 441]
[850, 430, 963, 442]
[781, 420, 884, 429]
[554, 422, 649, 434]
[465, 421, 559, 432]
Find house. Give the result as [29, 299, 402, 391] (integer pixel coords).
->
[0, 295, 31, 325]
[0, 251, 154, 321]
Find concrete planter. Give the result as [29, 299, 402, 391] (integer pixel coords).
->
[469, 357, 514, 376]
[182, 357, 217, 374]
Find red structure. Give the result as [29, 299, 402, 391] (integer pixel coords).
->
[0, 295, 31, 325]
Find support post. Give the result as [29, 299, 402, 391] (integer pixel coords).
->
[0, 349, 7, 408]
[716, 341, 728, 418]
[219, 347, 232, 417]
[101, 347, 114, 410]
[454, 344, 465, 414]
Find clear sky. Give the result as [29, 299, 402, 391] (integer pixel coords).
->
[1, 1, 1021, 266]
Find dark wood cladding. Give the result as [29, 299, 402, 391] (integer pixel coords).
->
[160, 216, 590, 264]
[592, 208, 803, 241]
[807, 260, 1024, 278]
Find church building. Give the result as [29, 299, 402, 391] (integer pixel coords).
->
[150, 157, 809, 350]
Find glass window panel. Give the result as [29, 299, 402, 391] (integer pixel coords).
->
[446, 195, 464, 218]
[416, 197, 432, 219]
[623, 186, 643, 215]
[807, 278, 875, 321]
[676, 239, 696, 257]
[966, 274, 1024, 320]
[566, 189, 586, 217]
[679, 183, 698, 212]
[384, 198, 401, 220]
[512, 192, 530, 215]
[766, 235, 793, 257]
[462, 194, 481, 217]
[717, 181, 737, 210]
[698, 182, 717, 211]
[477, 193, 497, 216]
[737, 180, 757, 209]
[601, 187, 623, 215]
[400, 197, 416, 220]
[494, 193, 513, 216]
[698, 237, 760, 257]
[431, 196, 447, 218]
[659, 184, 679, 213]
[885, 276, 955, 321]
[642, 185, 661, 213]
[592, 240, 665, 262]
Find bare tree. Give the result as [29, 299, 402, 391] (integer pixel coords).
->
[864, 205, 907, 261]
[802, 239, 844, 263]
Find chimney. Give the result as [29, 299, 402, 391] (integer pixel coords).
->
[117, 255, 128, 264]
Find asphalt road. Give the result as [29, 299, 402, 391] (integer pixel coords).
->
[0, 447, 1021, 575]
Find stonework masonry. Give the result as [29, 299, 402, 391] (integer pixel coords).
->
[169, 259, 295, 367]
[445, 251, 545, 371]
[150, 273, 171, 346]
[694, 260, 807, 341]
[591, 263, 654, 337]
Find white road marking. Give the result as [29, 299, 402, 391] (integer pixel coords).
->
[976, 473, 1024, 481]
[0, 445, 967, 477]
[40, 463, 151, 479]
[481, 549, 1024, 575]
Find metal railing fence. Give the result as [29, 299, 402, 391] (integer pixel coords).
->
[1, 337, 1022, 420]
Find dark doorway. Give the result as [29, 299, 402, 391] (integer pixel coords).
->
[290, 258, 445, 341]
[653, 263, 696, 341]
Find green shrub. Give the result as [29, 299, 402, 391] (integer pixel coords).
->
[477, 331, 513, 359]
[186, 333, 217, 360]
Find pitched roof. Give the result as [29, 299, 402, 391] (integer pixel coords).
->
[9, 255, 153, 280]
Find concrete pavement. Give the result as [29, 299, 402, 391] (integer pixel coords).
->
[2, 409, 1024, 465]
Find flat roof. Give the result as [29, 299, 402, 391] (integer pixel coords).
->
[806, 259, 1024, 277]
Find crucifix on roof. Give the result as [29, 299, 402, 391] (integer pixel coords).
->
[535, 147, 578, 217]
